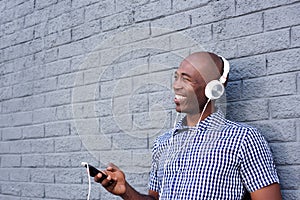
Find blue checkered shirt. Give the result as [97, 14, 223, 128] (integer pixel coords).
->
[149, 111, 279, 199]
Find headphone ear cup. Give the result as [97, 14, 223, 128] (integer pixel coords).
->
[205, 80, 225, 100]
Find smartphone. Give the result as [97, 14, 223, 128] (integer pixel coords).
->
[81, 162, 108, 182]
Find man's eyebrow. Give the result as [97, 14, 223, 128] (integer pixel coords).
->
[174, 71, 192, 78]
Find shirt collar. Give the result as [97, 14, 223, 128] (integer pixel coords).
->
[173, 110, 226, 136]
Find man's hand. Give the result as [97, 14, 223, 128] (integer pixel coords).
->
[94, 163, 126, 196]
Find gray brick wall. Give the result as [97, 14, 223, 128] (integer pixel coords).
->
[0, 0, 299, 199]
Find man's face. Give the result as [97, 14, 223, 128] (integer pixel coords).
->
[173, 59, 207, 114]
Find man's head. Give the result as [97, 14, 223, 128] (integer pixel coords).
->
[173, 52, 227, 114]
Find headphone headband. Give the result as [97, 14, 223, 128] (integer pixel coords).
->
[218, 55, 230, 84]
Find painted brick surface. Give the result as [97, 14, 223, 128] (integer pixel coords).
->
[0, 0, 299, 199]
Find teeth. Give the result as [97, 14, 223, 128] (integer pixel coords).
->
[175, 95, 185, 100]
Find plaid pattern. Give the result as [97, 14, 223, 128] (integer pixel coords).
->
[149, 111, 279, 199]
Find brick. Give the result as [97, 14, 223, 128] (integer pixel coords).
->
[10, 168, 30, 182]
[47, 0, 72, 19]
[72, 84, 98, 103]
[151, 12, 190, 36]
[0, 114, 13, 128]
[249, 119, 296, 142]
[181, 24, 213, 45]
[129, 93, 148, 113]
[268, 49, 300, 74]
[72, 0, 101, 9]
[270, 143, 300, 165]
[1, 154, 21, 167]
[56, 105, 73, 120]
[45, 154, 71, 167]
[237, 29, 289, 57]
[149, 51, 185, 72]
[23, 94, 45, 111]
[149, 91, 175, 111]
[33, 77, 57, 94]
[35, 0, 57, 9]
[131, 150, 152, 170]
[133, 111, 172, 131]
[54, 136, 82, 152]
[2, 127, 22, 140]
[2, 98, 23, 113]
[44, 29, 71, 49]
[100, 116, 122, 134]
[264, 3, 300, 31]
[277, 166, 300, 190]
[134, 0, 172, 22]
[172, 0, 210, 12]
[45, 122, 70, 137]
[44, 89, 71, 107]
[0, 7, 15, 24]
[0, 169, 10, 181]
[213, 13, 263, 40]
[71, 118, 99, 136]
[57, 72, 83, 89]
[99, 150, 132, 168]
[112, 133, 147, 150]
[0, 86, 13, 101]
[44, 59, 71, 77]
[68, 151, 101, 167]
[31, 138, 54, 153]
[190, 0, 235, 25]
[21, 183, 45, 198]
[226, 99, 268, 122]
[84, 0, 115, 21]
[80, 134, 112, 151]
[83, 67, 103, 85]
[31, 168, 54, 183]
[58, 40, 86, 59]
[21, 154, 44, 167]
[282, 190, 300, 200]
[196, 38, 238, 59]
[116, 0, 148, 12]
[54, 168, 82, 183]
[102, 10, 134, 31]
[0, 142, 10, 153]
[10, 140, 31, 153]
[24, 7, 50, 27]
[22, 125, 44, 139]
[72, 19, 101, 41]
[225, 81, 242, 101]
[242, 73, 297, 99]
[270, 96, 300, 119]
[72, 102, 97, 119]
[12, 111, 32, 126]
[33, 107, 57, 124]
[236, 0, 299, 15]
[1, 183, 21, 196]
[11, 1, 33, 19]
[45, 184, 86, 199]
[291, 25, 300, 47]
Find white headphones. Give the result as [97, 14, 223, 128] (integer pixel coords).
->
[204, 55, 230, 100]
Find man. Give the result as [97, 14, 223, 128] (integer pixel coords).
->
[95, 52, 282, 200]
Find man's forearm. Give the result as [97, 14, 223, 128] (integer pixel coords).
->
[120, 182, 157, 200]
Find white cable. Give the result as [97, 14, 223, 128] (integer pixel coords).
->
[198, 98, 211, 124]
[84, 163, 91, 200]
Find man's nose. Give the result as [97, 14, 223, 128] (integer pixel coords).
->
[173, 77, 183, 91]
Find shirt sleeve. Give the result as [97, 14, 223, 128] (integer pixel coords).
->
[239, 128, 280, 192]
[148, 138, 161, 192]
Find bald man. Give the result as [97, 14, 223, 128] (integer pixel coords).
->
[95, 52, 282, 200]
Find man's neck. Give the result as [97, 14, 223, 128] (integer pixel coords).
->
[186, 104, 215, 127]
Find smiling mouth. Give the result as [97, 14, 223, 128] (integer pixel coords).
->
[175, 95, 186, 101]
